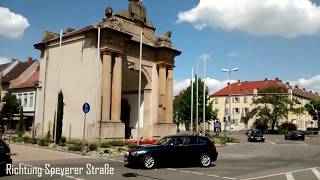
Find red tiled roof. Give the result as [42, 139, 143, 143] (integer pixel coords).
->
[2, 59, 35, 82]
[211, 79, 281, 97]
[11, 66, 40, 89]
[211, 79, 320, 101]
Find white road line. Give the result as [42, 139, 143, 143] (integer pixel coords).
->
[265, 140, 276, 145]
[223, 177, 237, 180]
[103, 157, 123, 162]
[191, 172, 203, 175]
[20, 163, 84, 180]
[312, 168, 320, 180]
[286, 173, 295, 180]
[240, 167, 319, 180]
[179, 170, 191, 173]
[207, 174, 220, 178]
[167, 168, 177, 171]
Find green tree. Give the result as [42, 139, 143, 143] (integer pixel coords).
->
[55, 90, 64, 144]
[16, 106, 25, 137]
[248, 86, 304, 131]
[174, 76, 218, 132]
[1, 91, 20, 129]
[305, 100, 320, 128]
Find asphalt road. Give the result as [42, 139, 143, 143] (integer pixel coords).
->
[2, 134, 320, 180]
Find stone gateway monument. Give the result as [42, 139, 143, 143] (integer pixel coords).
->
[34, 1, 181, 140]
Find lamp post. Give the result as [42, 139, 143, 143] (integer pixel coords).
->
[221, 68, 239, 133]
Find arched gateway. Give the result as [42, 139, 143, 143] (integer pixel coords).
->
[33, 0, 181, 140]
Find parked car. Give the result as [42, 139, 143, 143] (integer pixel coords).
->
[247, 129, 265, 142]
[285, 131, 305, 141]
[124, 135, 218, 169]
[0, 139, 12, 176]
[306, 127, 318, 135]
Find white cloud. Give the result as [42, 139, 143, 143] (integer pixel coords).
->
[0, 57, 12, 65]
[227, 52, 238, 57]
[174, 78, 236, 96]
[289, 75, 320, 94]
[0, 7, 30, 39]
[177, 0, 320, 38]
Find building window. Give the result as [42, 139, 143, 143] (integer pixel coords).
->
[17, 94, 22, 104]
[234, 108, 240, 114]
[233, 97, 240, 103]
[244, 96, 248, 103]
[29, 93, 34, 107]
[23, 93, 28, 107]
[226, 97, 230, 103]
[243, 108, 249, 117]
[225, 108, 230, 115]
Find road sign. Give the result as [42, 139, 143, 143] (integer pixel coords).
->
[82, 103, 90, 114]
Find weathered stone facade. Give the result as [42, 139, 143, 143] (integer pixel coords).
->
[34, 1, 181, 140]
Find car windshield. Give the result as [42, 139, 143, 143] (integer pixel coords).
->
[155, 137, 174, 145]
[252, 131, 262, 135]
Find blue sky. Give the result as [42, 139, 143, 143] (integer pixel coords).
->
[1, 0, 320, 94]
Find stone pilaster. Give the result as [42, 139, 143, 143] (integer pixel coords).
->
[158, 64, 167, 123]
[101, 52, 112, 121]
[111, 55, 122, 122]
[166, 67, 173, 123]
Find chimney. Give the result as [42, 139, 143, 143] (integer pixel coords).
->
[227, 82, 230, 85]
[238, 80, 240, 83]
[316, 92, 319, 95]
[309, 90, 313, 93]
[36, 65, 40, 71]
[303, 88, 306, 91]
[27, 57, 33, 64]
[265, 78, 268, 82]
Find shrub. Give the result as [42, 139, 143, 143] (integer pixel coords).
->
[12, 136, 23, 143]
[104, 149, 110, 154]
[279, 122, 297, 132]
[60, 136, 67, 146]
[127, 143, 138, 148]
[22, 136, 32, 143]
[88, 143, 98, 151]
[117, 147, 126, 152]
[100, 142, 111, 148]
[68, 144, 82, 151]
[38, 139, 50, 146]
[68, 139, 82, 145]
[109, 140, 126, 147]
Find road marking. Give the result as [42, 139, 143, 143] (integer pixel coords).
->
[240, 167, 319, 180]
[266, 140, 276, 144]
[223, 177, 237, 180]
[286, 173, 295, 180]
[207, 174, 220, 177]
[312, 168, 320, 180]
[167, 168, 177, 171]
[179, 170, 191, 173]
[295, 141, 308, 146]
[191, 172, 203, 175]
[103, 157, 123, 162]
[20, 163, 84, 180]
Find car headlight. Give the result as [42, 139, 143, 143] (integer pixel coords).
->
[131, 150, 146, 156]
[251, 136, 254, 138]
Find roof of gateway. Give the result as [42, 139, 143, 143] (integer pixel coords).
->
[211, 78, 320, 101]
[11, 66, 40, 89]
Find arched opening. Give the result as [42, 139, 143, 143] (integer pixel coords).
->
[121, 63, 149, 139]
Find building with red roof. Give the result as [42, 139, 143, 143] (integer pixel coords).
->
[210, 78, 319, 131]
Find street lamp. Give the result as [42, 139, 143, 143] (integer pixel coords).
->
[221, 68, 239, 133]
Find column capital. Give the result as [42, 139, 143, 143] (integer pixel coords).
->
[101, 50, 113, 56]
[157, 62, 174, 69]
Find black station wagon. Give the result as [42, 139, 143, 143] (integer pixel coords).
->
[124, 135, 218, 169]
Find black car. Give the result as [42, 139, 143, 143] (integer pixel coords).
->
[306, 128, 318, 135]
[0, 139, 12, 176]
[247, 129, 265, 142]
[285, 131, 305, 141]
[124, 135, 218, 169]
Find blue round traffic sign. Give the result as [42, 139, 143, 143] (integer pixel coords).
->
[82, 102, 90, 113]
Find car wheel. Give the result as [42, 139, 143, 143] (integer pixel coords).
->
[142, 155, 155, 169]
[199, 153, 211, 167]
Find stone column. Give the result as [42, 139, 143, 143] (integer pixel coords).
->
[158, 65, 167, 123]
[111, 55, 122, 122]
[101, 52, 112, 121]
[166, 67, 173, 123]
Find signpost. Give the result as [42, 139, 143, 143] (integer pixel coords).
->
[82, 102, 90, 155]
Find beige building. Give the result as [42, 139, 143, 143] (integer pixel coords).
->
[211, 78, 320, 131]
[33, 0, 181, 140]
